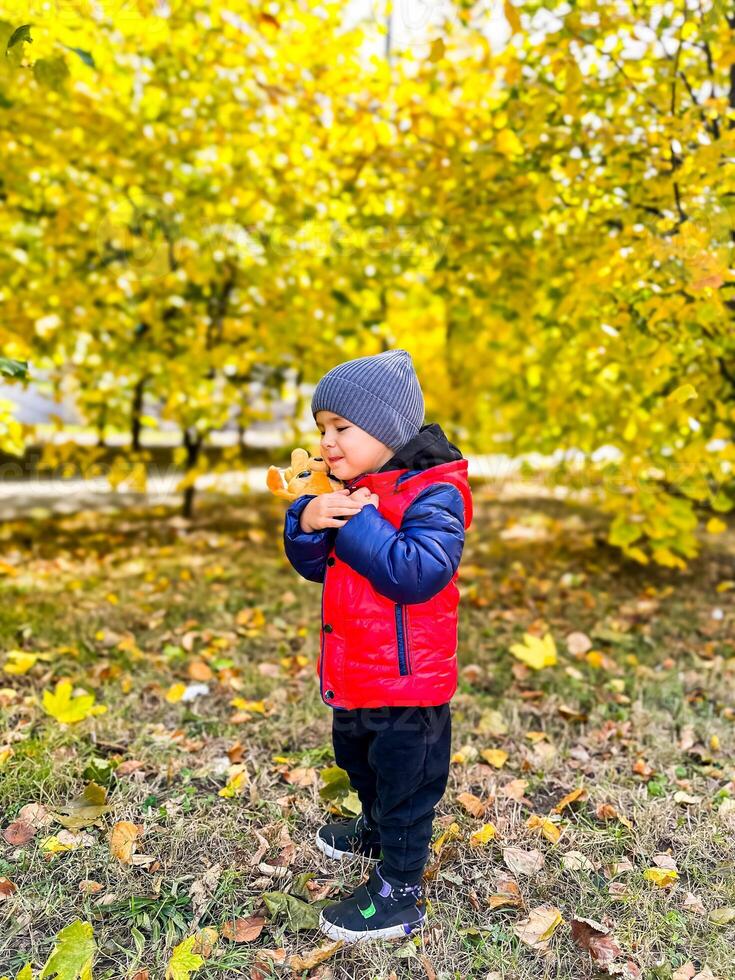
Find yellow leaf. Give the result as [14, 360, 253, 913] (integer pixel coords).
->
[229, 698, 266, 713]
[525, 731, 547, 743]
[526, 814, 561, 844]
[585, 650, 604, 669]
[432, 821, 461, 854]
[0, 747, 14, 767]
[643, 867, 679, 887]
[706, 518, 726, 534]
[41, 835, 78, 853]
[480, 748, 508, 769]
[38, 919, 95, 979]
[42, 680, 107, 725]
[552, 787, 588, 813]
[513, 905, 563, 947]
[166, 935, 205, 980]
[668, 383, 697, 404]
[218, 767, 249, 798]
[165, 683, 187, 703]
[3, 651, 40, 675]
[469, 823, 496, 847]
[509, 632, 557, 670]
[503, 0, 522, 35]
[428, 37, 445, 62]
[496, 128, 523, 157]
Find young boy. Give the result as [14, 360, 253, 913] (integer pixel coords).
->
[282, 348, 473, 943]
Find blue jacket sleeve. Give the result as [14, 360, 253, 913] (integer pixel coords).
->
[333, 483, 466, 604]
[283, 495, 338, 583]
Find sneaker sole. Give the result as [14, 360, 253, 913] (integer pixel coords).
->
[314, 828, 381, 862]
[318, 908, 425, 943]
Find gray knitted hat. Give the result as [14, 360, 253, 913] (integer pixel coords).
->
[311, 348, 425, 453]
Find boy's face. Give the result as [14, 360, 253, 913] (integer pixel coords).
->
[315, 411, 395, 479]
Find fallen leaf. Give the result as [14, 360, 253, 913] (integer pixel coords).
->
[18, 803, 53, 828]
[480, 748, 508, 769]
[672, 965, 696, 980]
[552, 787, 588, 813]
[282, 767, 317, 787]
[468, 823, 496, 847]
[218, 766, 249, 798]
[502, 779, 529, 801]
[191, 926, 219, 958]
[503, 846, 545, 876]
[78, 880, 103, 894]
[513, 905, 563, 948]
[509, 632, 558, 670]
[487, 877, 522, 910]
[166, 934, 205, 979]
[286, 939, 344, 971]
[432, 822, 461, 854]
[38, 919, 96, 979]
[673, 791, 702, 806]
[682, 892, 706, 915]
[561, 851, 596, 872]
[221, 915, 266, 942]
[110, 821, 141, 864]
[473, 709, 508, 737]
[566, 631, 593, 655]
[2, 820, 35, 846]
[595, 803, 633, 829]
[42, 679, 107, 724]
[643, 867, 679, 888]
[526, 814, 561, 844]
[708, 906, 735, 925]
[0, 877, 17, 900]
[457, 792, 488, 818]
[50, 782, 111, 831]
[653, 853, 678, 871]
[165, 682, 187, 703]
[571, 916, 623, 967]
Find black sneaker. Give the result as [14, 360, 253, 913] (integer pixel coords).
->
[315, 812, 382, 862]
[318, 860, 426, 943]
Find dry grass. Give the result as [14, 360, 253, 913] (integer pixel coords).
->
[0, 483, 734, 979]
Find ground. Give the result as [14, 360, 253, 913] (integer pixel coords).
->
[0, 480, 733, 980]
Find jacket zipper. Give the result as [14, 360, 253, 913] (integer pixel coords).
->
[403, 605, 412, 673]
[319, 559, 328, 702]
[394, 603, 412, 676]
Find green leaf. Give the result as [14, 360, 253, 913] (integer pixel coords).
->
[61, 44, 95, 68]
[609, 516, 643, 547]
[709, 490, 734, 513]
[33, 57, 70, 91]
[39, 920, 95, 980]
[317, 764, 351, 801]
[6, 24, 32, 51]
[261, 891, 331, 932]
[0, 358, 28, 380]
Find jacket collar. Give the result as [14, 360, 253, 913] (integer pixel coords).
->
[342, 423, 473, 527]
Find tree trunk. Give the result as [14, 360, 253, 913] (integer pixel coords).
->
[182, 426, 201, 519]
[131, 377, 146, 452]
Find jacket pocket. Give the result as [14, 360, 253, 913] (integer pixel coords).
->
[394, 604, 412, 676]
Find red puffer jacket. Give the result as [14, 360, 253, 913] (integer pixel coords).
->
[283, 424, 473, 710]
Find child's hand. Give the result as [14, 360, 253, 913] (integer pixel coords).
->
[349, 487, 380, 509]
[300, 489, 369, 532]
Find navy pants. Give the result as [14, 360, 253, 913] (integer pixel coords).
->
[331, 703, 452, 886]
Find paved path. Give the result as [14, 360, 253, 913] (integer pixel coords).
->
[0, 452, 566, 519]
